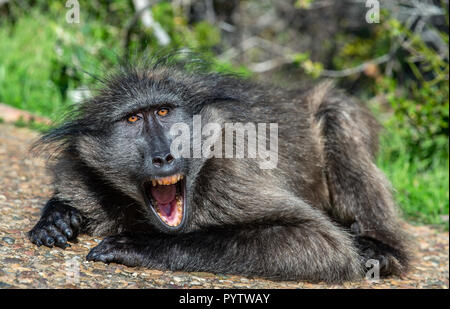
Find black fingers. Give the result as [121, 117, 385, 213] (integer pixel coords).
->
[28, 200, 82, 249]
[55, 218, 72, 239]
[28, 227, 48, 247]
[86, 237, 118, 264]
[69, 209, 82, 230]
[356, 236, 399, 276]
[86, 235, 138, 267]
[45, 224, 69, 248]
[86, 250, 115, 263]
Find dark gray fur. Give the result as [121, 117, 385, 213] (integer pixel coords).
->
[28, 58, 412, 283]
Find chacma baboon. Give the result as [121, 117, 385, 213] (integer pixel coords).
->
[28, 57, 411, 283]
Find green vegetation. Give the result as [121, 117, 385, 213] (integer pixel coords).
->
[330, 7, 449, 228]
[0, 1, 448, 228]
[0, 3, 246, 121]
[379, 129, 449, 229]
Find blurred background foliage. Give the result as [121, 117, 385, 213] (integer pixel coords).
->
[0, 0, 448, 228]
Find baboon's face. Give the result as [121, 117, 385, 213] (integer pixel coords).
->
[79, 91, 195, 233]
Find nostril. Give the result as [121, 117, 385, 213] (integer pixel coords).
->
[152, 153, 174, 167]
[152, 157, 163, 167]
[165, 154, 174, 164]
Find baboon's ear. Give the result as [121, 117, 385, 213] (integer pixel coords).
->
[192, 96, 235, 117]
[197, 102, 227, 126]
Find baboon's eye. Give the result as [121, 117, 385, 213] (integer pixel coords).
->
[127, 115, 140, 123]
[157, 108, 169, 117]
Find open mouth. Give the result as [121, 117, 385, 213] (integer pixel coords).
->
[143, 174, 185, 228]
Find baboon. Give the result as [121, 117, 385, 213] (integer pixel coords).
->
[28, 57, 411, 283]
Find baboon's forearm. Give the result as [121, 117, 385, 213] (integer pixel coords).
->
[101, 225, 362, 282]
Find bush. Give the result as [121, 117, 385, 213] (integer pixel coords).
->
[0, 1, 244, 122]
[331, 8, 449, 163]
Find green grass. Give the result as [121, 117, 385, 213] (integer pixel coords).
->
[0, 10, 249, 122]
[13, 117, 52, 133]
[0, 10, 125, 122]
[378, 131, 449, 230]
[0, 13, 66, 119]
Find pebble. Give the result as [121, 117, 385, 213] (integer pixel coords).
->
[0, 282, 12, 288]
[2, 237, 15, 245]
[172, 276, 183, 283]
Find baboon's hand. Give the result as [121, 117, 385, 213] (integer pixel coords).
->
[86, 234, 144, 267]
[351, 221, 405, 276]
[28, 206, 82, 249]
[356, 236, 404, 276]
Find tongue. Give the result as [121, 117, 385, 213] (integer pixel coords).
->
[150, 184, 176, 206]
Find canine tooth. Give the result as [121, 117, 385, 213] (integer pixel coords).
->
[152, 180, 157, 186]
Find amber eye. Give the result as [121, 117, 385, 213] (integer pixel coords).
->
[157, 108, 169, 117]
[127, 115, 140, 123]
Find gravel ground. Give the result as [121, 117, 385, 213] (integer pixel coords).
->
[0, 123, 448, 289]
